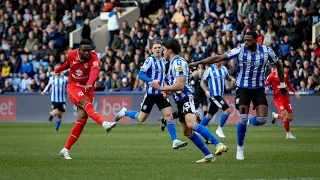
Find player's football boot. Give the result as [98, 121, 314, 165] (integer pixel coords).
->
[271, 112, 277, 124]
[102, 121, 117, 133]
[115, 108, 127, 122]
[196, 156, 216, 163]
[286, 132, 296, 139]
[215, 128, 226, 138]
[215, 143, 228, 156]
[172, 140, 188, 150]
[48, 116, 53, 122]
[59, 148, 72, 160]
[158, 117, 166, 131]
[236, 145, 244, 160]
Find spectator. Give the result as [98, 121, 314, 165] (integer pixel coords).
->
[1, 59, 13, 78]
[313, 67, 320, 84]
[24, 31, 40, 53]
[19, 55, 34, 78]
[119, 77, 132, 91]
[110, 71, 121, 92]
[81, 19, 91, 41]
[1, 80, 15, 93]
[107, 7, 120, 47]
[19, 73, 31, 92]
[28, 78, 39, 92]
[135, 79, 145, 92]
[306, 76, 318, 90]
[95, 71, 106, 91]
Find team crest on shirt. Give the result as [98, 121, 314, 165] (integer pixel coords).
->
[93, 61, 99, 67]
[143, 105, 147, 110]
[177, 65, 183, 72]
[75, 69, 83, 76]
[183, 102, 191, 113]
[84, 63, 88, 68]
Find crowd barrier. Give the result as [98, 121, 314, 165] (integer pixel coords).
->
[0, 92, 319, 126]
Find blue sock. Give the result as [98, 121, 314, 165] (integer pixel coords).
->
[200, 115, 210, 126]
[125, 110, 139, 120]
[56, 119, 61, 130]
[188, 132, 211, 156]
[237, 122, 247, 146]
[166, 121, 177, 141]
[249, 116, 260, 126]
[219, 113, 230, 127]
[193, 124, 220, 146]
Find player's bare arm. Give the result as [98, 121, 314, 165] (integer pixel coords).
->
[200, 80, 210, 98]
[189, 54, 228, 67]
[150, 76, 186, 91]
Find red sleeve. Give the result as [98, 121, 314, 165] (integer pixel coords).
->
[265, 73, 273, 87]
[86, 59, 101, 86]
[55, 60, 70, 73]
[285, 72, 296, 92]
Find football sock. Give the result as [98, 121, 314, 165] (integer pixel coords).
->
[188, 132, 211, 156]
[203, 111, 208, 116]
[125, 110, 139, 120]
[219, 112, 230, 127]
[193, 124, 220, 146]
[275, 114, 284, 120]
[65, 118, 87, 150]
[172, 111, 179, 119]
[166, 121, 177, 141]
[200, 115, 210, 126]
[284, 120, 290, 132]
[249, 116, 260, 126]
[56, 119, 61, 130]
[83, 101, 104, 125]
[237, 122, 247, 147]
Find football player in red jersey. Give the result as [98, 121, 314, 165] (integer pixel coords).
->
[55, 39, 116, 159]
[265, 65, 300, 139]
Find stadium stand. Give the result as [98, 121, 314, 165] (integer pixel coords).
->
[0, 0, 320, 95]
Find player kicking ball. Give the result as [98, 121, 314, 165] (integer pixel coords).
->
[41, 65, 68, 131]
[114, 40, 188, 150]
[200, 61, 235, 139]
[55, 39, 116, 160]
[150, 39, 228, 163]
[265, 65, 300, 139]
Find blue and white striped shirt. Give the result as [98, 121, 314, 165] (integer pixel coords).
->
[202, 65, 229, 97]
[43, 75, 68, 103]
[167, 56, 194, 102]
[140, 55, 166, 95]
[225, 43, 278, 89]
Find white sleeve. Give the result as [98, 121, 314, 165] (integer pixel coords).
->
[140, 58, 152, 72]
[267, 47, 278, 64]
[42, 77, 53, 93]
[202, 68, 210, 81]
[225, 46, 241, 59]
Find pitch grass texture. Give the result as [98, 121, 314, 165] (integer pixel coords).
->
[0, 123, 320, 180]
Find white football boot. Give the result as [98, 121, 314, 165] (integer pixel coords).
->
[236, 145, 244, 160]
[60, 148, 72, 160]
[102, 121, 117, 133]
[215, 127, 226, 138]
[115, 107, 127, 122]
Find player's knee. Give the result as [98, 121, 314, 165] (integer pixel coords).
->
[183, 127, 193, 137]
[257, 117, 268, 125]
[239, 114, 248, 125]
[58, 114, 62, 119]
[137, 115, 147, 122]
[76, 119, 87, 126]
[207, 114, 213, 119]
[164, 114, 173, 121]
[225, 108, 232, 115]
[286, 115, 293, 121]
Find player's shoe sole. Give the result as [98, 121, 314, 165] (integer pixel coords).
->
[196, 157, 216, 163]
[59, 148, 72, 160]
[271, 112, 276, 124]
[215, 144, 228, 156]
[286, 135, 296, 139]
[115, 108, 127, 122]
[173, 141, 188, 150]
[160, 117, 166, 131]
[105, 122, 117, 133]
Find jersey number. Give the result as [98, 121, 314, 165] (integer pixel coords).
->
[78, 91, 84, 96]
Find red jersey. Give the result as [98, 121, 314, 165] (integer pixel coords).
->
[55, 49, 101, 86]
[265, 71, 295, 97]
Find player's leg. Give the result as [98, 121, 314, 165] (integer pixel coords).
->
[248, 89, 268, 126]
[180, 121, 215, 163]
[271, 96, 287, 124]
[235, 88, 251, 160]
[182, 96, 228, 156]
[158, 96, 188, 149]
[284, 100, 296, 139]
[49, 103, 59, 122]
[60, 108, 88, 160]
[200, 99, 218, 126]
[55, 103, 65, 131]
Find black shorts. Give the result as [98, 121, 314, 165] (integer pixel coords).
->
[177, 95, 197, 123]
[208, 96, 230, 115]
[52, 102, 66, 112]
[235, 88, 268, 111]
[194, 96, 208, 109]
[141, 94, 171, 114]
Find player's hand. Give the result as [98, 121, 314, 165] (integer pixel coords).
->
[189, 62, 199, 67]
[85, 85, 93, 92]
[205, 90, 210, 98]
[149, 82, 162, 90]
[278, 82, 288, 95]
[294, 92, 300, 100]
[264, 87, 269, 92]
[151, 79, 160, 85]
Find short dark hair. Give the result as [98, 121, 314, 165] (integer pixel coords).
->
[245, 30, 258, 39]
[80, 39, 91, 46]
[151, 40, 162, 48]
[162, 39, 180, 54]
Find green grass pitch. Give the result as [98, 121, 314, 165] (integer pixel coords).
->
[0, 123, 320, 180]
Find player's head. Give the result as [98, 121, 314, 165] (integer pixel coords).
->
[244, 30, 258, 50]
[151, 40, 162, 58]
[162, 39, 180, 60]
[215, 61, 223, 68]
[79, 39, 92, 61]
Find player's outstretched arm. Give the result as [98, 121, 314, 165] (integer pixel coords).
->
[55, 60, 70, 73]
[189, 54, 228, 67]
[200, 80, 210, 98]
[150, 76, 186, 91]
[138, 71, 153, 82]
[41, 77, 53, 94]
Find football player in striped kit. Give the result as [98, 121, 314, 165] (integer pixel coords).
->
[42, 65, 68, 131]
[115, 40, 188, 150]
[189, 31, 287, 160]
[150, 39, 228, 163]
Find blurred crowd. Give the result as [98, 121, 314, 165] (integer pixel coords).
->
[1, 0, 320, 94]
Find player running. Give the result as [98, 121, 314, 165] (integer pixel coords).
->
[55, 39, 116, 160]
[189, 31, 287, 160]
[41, 66, 68, 131]
[150, 39, 228, 163]
[114, 40, 188, 150]
[265, 65, 300, 139]
[200, 61, 234, 139]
